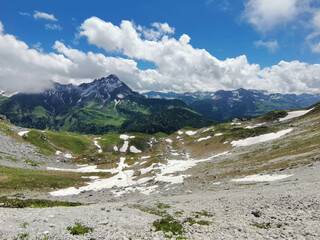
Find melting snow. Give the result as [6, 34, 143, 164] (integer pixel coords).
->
[119, 135, 135, 140]
[64, 153, 74, 159]
[279, 108, 314, 122]
[214, 133, 223, 136]
[166, 139, 173, 144]
[140, 156, 150, 160]
[130, 146, 142, 153]
[113, 146, 119, 151]
[94, 138, 103, 153]
[18, 131, 29, 136]
[81, 176, 99, 180]
[245, 123, 265, 129]
[49, 151, 229, 197]
[231, 174, 294, 182]
[231, 128, 293, 147]
[186, 130, 197, 136]
[178, 131, 183, 135]
[120, 141, 129, 152]
[203, 127, 214, 133]
[197, 136, 212, 142]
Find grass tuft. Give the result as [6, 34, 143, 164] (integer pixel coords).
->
[67, 222, 93, 235]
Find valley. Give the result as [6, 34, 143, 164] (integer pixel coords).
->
[0, 100, 319, 239]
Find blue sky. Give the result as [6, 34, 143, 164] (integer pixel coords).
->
[0, 0, 320, 94]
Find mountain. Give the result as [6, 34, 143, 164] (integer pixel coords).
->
[143, 89, 320, 121]
[0, 75, 214, 134]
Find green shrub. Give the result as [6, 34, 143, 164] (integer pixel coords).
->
[67, 222, 93, 235]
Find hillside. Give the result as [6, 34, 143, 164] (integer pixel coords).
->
[144, 89, 320, 121]
[0, 102, 319, 239]
[0, 75, 214, 134]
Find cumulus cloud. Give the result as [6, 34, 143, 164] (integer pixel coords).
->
[33, 11, 58, 21]
[45, 23, 63, 31]
[0, 22, 3, 34]
[76, 17, 320, 94]
[254, 40, 279, 52]
[243, 0, 300, 32]
[138, 22, 175, 41]
[0, 19, 320, 95]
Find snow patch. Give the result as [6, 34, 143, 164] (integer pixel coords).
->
[18, 131, 29, 136]
[231, 129, 293, 147]
[178, 131, 183, 135]
[120, 141, 129, 152]
[50, 151, 229, 197]
[245, 123, 265, 129]
[203, 127, 214, 133]
[279, 108, 314, 122]
[130, 146, 142, 153]
[141, 156, 150, 160]
[94, 138, 103, 153]
[231, 174, 294, 182]
[81, 176, 100, 180]
[196, 136, 212, 142]
[186, 130, 197, 136]
[113, 146, 119, 151]
[119, 134, 135, 140]
[166, 139, 173, 144]
[214, 133, 223, 136]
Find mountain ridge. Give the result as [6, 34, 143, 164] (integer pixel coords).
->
[0, 75, 214, 134]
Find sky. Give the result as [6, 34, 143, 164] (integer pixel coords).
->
[0, 0, 320, 94]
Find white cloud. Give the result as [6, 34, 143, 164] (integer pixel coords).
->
[19, 12, 31, 17]
[139, 22, 175, 41]
[243, 0, 302, 32]
[33, 11, 58, 21]
[0, 22, 3, 34]
[311, 42, 320, 53]
[254, 40, 279, 52]
[45, 24, 63, 31]
[0, 20, 320, 95]
[77, 17, 320, 94]
[32, 42, 43, 53]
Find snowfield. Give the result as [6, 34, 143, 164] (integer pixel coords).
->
[49, 152, 229, 197]
[231, 128, 293, 147]
[231, 174, 294, 182]
[279, 108, 314, 122]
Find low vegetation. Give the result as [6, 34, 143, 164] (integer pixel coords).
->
[66, 222, 93, 235]
[0, 196, 82, 208]
[0, 166, 88, 194]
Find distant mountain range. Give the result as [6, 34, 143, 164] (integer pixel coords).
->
[0, 75, 214, 134]
[1, 75, 320, 135]
[143, 89, 320, 121]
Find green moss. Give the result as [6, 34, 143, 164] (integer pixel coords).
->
[0, 196, 82, 208]
[252, 222, 271, 229]
[131, 204, 168, 217]
[24, 159, 38, 166]
[155, 132, 168, 138]
[193, 210, 214, 217]
[153, 216, 184, 236]
[13, 233, 29, 240]
[157, 203, 171, 209]
[67, 222, 93, 235]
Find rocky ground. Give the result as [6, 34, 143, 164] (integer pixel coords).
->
[1, 159, 319, 239]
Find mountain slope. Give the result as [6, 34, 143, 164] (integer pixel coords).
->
[0, 75, 213, 134]
[144, 89, 320, 121]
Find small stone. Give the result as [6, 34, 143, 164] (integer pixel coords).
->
[251, 210, 262, 218]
